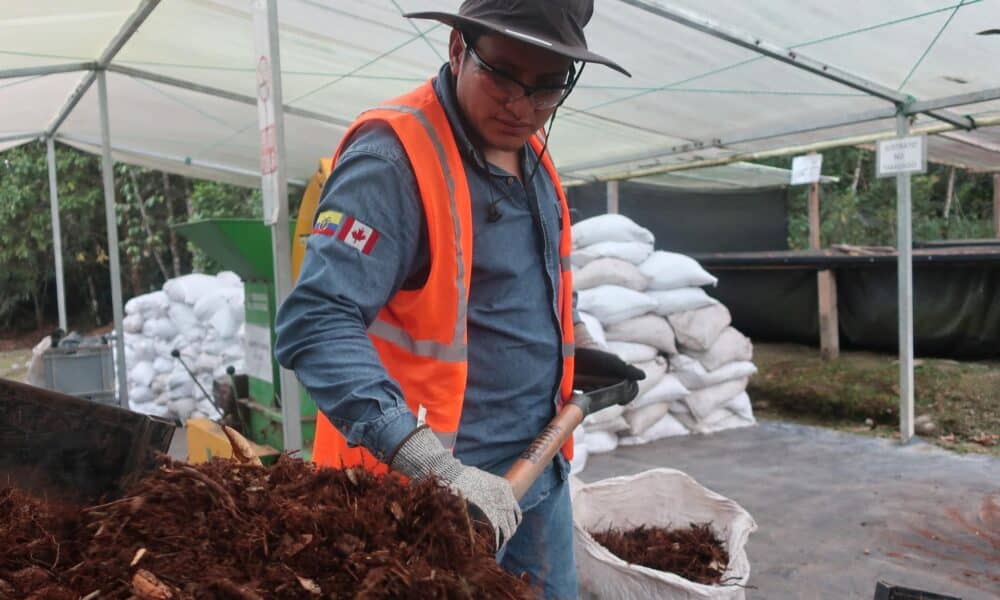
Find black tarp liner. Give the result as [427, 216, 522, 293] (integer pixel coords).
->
[705, 261, 1000, 359]
[566, 182, 789, 253]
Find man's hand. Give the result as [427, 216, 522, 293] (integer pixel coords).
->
[388, 426, 521, 548]
[574, 346, 646, 383]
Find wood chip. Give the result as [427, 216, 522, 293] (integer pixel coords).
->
[130, 547, 147, 567]
[132, 569, 173, 600]
[297, 575, 322, 595]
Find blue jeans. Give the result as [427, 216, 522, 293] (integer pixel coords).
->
[496, 464, 577, 600]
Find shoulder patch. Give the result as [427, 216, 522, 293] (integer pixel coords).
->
[337, 216, 380, 255]
[312, 210, 343, 236]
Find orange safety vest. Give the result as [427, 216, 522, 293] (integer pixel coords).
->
[311, 81, 576, 472]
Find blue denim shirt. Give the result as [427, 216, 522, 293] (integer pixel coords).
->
[275, 64, 567, 476]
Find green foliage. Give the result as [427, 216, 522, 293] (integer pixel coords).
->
[760, 147, 996, 249]
[0, 142, 293, 331]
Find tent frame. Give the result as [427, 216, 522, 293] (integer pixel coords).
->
[13, 0, 999, 444]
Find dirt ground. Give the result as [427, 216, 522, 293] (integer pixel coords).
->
[749, 342, 1000, 455]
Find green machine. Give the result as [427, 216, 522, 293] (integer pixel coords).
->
[173, 219, 316, 457]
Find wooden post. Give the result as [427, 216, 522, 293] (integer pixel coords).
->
[808, 179, 839, 359]
[994, 174, 1000, 238]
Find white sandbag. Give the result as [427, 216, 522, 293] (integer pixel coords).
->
[649, 287, 720, 316]
[574, 258, 650, 291]
[583, 404, 625, 425]
[672, 355, 758, 390]
[142, 318, 179, 341]
[208, 305, 242, 338]
[154, 392, 170, 407]
[624, 401, 671, 436]
[200, 338, 229, 355]
[168, 302, 200, 333]
[683, 377, 749, 421]
[194, 353, 222, 373]
[163, 273, 219, 305]
[26, 336, 52, 387]
[125, 291, 170, 316]
[570, 444, 589, 476]
[151, 374, 167, 394]
[578, 312, 608, 350]
[640, 251, 718, 290]
[577, 285, 657, 326]
[619, 413, 689, 445]
[583, 415, 630, 434]
[583, 430, 619, 455]
[572, 241, 654, 268]
[726, 391, 754, 420]
[127, 337, 155, 362]
[605, 314, 677, 355]
[123, 314, 144, 334]
[128, 386, 154, 405]
[693, 327, 754, 371]
[215, 271, 243, 287]
[193, 287, 243, 322]
[633, 356, 668, 398]
[169, 397, 197, 419]
[221, 343, 244, 360]
[701, 412, 756, 434]
[129, 361, 155, 388]
[606, 341, 658, 364]
[573, 469, 756, 600]
[572, 214, 655, 248]
[630, 374, 689, 409]
[668, 304, 732, 353]
[184, 327, 206, 343]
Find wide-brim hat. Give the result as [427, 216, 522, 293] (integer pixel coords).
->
[405, 0, 631, 77]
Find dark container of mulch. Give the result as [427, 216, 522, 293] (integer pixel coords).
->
[590, 523, 730, 585]
[0, 456, 533, 599]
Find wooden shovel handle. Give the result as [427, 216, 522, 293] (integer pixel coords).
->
[504, 402, 585, 501]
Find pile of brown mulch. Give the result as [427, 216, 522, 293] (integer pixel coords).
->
[0, 456, 533, 599]
[590, 523, 729, 585]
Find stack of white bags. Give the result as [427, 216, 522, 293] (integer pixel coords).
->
[570, 215, 757, 475]
[120, 272, 246, 422]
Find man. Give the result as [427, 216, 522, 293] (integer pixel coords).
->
[275, 1, 638, 597]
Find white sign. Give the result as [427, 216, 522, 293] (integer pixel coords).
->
[876, 135, 927, 178]
[243, 323, 274, 384]
[252, 0, 280, 225]
[790, 153, 823, 185]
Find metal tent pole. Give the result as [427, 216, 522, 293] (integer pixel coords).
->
[97, 71, 129, 409]
[254, 0, 302, 453]
[45, 138, 68, 332]
[607, 180, 620, 214]
[895, 113, 915, 443]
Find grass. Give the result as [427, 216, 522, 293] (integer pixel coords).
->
[749, 343, 1000, 455]
[0, 348, 31, 382]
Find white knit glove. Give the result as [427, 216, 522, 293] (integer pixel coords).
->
[389, 426, 521, 548]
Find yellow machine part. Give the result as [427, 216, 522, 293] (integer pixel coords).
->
[185, 418, 280, 464]
[291, 157, 333, 283]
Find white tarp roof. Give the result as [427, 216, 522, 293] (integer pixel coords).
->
[2, 0, 999, 185]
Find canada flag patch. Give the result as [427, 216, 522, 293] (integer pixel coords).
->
[336, 215, 380, 255]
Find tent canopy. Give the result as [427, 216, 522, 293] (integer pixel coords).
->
[2, 0, 999, 185]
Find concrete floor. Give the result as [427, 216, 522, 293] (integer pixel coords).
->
[580, 421, 999, 600]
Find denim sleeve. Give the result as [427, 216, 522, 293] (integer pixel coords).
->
[274, 124, 424, 461]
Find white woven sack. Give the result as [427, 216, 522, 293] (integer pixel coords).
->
[573, 469, 757, 600]
[572, 241, 654, 269]
[725, 392, 754, 420]
[123, 314, 144, 334]
[142, 318, 178, 341]
[584, 430, 619, 454]
[215, 271, 243, 287]
[649, 287, 719, 316]
[624, 401, 671, 436]
[605, 314, 677, 355]
[572, 214, 655, 248]
[619, 412, 690, 446]
[574, 257, 650, 291]
[630, 374, 689, 409]
[639, 251, 718, 290]
[693, 327, 754, 371]
[584, 415, 630, 434]
[577, 285, 657, 326]
[130, 361, 155, 388]
[683, 377, 749, 421]
[634, 356, 668, 398]
[578, 312, 608, 349]
[193, 287, 243, 322]
[584, 404, 625, 425]
[672, 355, 758, 390]
[125, 291, 170, 316]
[669, 304, 732, 353]
[606, 341, 658, 364]
[163, 274, 219, 305]
[168, 302, 200, 332]
[570, 443, 589, 475]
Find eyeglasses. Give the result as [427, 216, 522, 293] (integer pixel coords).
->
[464, 39, 577, 110]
